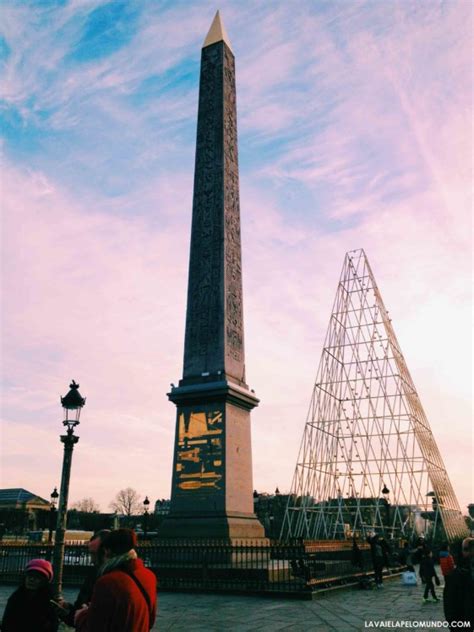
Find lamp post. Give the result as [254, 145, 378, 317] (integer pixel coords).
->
[427, 491, 438, 539]
[48, 487, 59, 544]
[382, 485, 390, 535]
[52, 380, 85, 599]
[143, 496, 150, 540]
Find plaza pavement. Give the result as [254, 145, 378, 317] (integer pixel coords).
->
[0, 574, 447, 631]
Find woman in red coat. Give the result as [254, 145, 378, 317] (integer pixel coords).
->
[75, 529, 157, 632]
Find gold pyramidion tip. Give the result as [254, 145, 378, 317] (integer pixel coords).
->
[203, 10, 233, 52]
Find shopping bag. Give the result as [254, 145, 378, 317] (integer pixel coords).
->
[402, 570, 418, 586]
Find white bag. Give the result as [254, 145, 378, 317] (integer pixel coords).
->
[402, 570, 418, 586]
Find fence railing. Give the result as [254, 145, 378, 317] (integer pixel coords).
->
[0, 540, 404, 595]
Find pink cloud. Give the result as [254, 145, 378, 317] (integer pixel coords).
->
[1, 1, 471, 514]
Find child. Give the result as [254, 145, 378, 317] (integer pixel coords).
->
[438, 541, 455, 578]
[420, 551, 440, 603]
[1, 558, 58, 631]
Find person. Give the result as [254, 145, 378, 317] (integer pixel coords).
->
[444, 537, 474, 631]
[399, 542, 414, 570]
[379, 536, 391, 564]
[351, 535, 363, 569]
[54, 529, 110, 626]
[1, 558, 58, 632]
[439, 542, 455, 579]
[367, 533, 387, 588]
[413, 536, 430, 560]
[414, 536, 431, 582]
[420, 550, 440, 603]
[75, 528, 157, 632]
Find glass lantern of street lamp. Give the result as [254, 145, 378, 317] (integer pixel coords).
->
[382, 484, 390, 498]
[143, 496, 150, 514]
[61, 380, 86, 432]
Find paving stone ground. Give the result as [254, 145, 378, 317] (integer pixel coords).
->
[0, 573, 447, 631]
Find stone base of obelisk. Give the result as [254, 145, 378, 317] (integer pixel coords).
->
[164, 380, 265, 542]
[156, 559, 290, 587]
[152, 524, 272, 571]
[158, 511, 266, 540]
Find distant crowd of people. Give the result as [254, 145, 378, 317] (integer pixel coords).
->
[0, 528, 157, 631]
[363, 533, 473, 630]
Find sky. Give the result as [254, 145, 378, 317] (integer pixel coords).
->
[0, 0, 472, 516]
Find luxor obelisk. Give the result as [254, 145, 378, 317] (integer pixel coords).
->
[161, 12, 265, 539]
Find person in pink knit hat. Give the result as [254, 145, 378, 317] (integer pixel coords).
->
[1, 558, 58, 631]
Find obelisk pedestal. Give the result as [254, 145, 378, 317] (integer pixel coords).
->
[160, 12, 265, 540]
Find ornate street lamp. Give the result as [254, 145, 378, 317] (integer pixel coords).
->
[143, 496, 150, 540]
[52, 380, 85, 598]
[382, 485, 391, 534]
[48, 487, 59, 544]
[426, 491, 439, 537]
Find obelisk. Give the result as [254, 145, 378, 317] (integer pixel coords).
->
[161, 11, 265, 539]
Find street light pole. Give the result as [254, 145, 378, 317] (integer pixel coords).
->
[52, 380, 85, 599]
[48, 487, 59, 545]
[143, 496, 150, 540]
[382, 484, 390, 536]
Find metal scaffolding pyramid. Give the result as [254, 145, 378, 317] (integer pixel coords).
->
[281, 249, 468, 542]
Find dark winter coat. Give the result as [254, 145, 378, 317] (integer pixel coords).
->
[367, 536, 389, 568]
[413, 541, 431, 564]
[351, 538, 363, 569]
[77, 558, 157, 632]
[420, 556, 439, 581]
[399, 545, 412, 566]
[1, 584, 59, 632]
[61, 565, 99, 626]
[443, 561, 474, 630]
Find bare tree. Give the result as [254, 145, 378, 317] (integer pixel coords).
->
[110, 488, 141, 516]
[71, 497, 100, 513]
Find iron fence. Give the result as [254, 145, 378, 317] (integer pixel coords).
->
[0, 540, 404, 596]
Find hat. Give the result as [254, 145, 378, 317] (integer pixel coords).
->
[103, 528, 137, 555]
[88, 529, 111, 553]
[25, 559, 53, 582]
